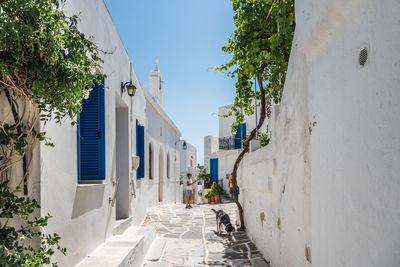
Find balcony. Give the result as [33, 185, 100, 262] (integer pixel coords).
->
[219, 136, 246, 150]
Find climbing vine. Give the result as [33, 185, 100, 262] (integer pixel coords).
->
[0, 0, 106, 265]
[215, 0, 295, 230]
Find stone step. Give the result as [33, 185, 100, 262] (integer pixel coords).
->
[113, 217, 133, 235]
[77, 225, 156, 267]
[144, 238, 167, 262]
[143, 262, 173, 267]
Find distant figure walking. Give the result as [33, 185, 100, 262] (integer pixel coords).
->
[186, 173, 194, 208]
[228, 173, 234, 200]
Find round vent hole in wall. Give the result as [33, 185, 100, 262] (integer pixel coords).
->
[359, 48, 368, 66]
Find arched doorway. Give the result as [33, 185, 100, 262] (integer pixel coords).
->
[158, 147, 163, 202]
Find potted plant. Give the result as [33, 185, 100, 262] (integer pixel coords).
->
[216, 184, 224, 202]
[211, 183, 224, 203]
[205, 191, 213, 204]
[211, 194, 216, 203]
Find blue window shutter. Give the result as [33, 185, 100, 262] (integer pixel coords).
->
[234, 123, 246, 149]
[77, 78, 105, 180]
[136, 121, 145, 178]
[234, 124, 242, 149]
[210, 158, 219, 184]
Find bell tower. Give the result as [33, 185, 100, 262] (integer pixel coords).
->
[149, 57, 163, 106]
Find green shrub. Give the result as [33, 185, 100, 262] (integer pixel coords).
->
[205, 191, 214, 199]
[211, 183, 224, 196]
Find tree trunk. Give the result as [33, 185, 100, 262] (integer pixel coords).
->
[231, 64, 268, 231]
[4, 89, 28, 194]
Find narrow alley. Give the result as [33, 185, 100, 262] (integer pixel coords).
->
[142, 202, 270, 267]
[2, 1, 400, 266]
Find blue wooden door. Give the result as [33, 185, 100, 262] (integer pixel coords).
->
[136, 120, 145, 178]
[77, 78, 105, 180]
[210, 158, 219, 184]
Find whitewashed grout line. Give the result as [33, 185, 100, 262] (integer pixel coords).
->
[245, 242, 252, 263]
[202, 208, 209, 264]
[178, 225, 187, 239]
[158, 238, 168, 263]
[232, 232, 237, 242]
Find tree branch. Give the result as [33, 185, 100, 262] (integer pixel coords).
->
[4, 89, 28, 195]
[231, 63, 268, 231]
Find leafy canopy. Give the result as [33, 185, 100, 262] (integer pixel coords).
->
[215, 0, 295, 126]
[0, 0, 106, 123]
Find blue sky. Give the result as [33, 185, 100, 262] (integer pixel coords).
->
[104, 0, 236, 164]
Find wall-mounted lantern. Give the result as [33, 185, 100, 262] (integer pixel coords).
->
[121, 81, 137, 97]
[175, 140, 188, 150]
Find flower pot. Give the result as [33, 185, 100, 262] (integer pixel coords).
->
[215, 194, 221, 203]
[211, 195, 215, 202]
[207, 198, 211, 203]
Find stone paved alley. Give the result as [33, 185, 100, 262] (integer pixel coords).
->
[142, 201, 270, 267]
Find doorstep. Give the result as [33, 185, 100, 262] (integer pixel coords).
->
[113, 217, 134, 235]
[77, 225, 156, 267]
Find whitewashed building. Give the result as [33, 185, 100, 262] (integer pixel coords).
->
[204, 104, 268, 193]
[0, 1, 195, 266]
[177, 140, 198, 202]
[178, 140, 198, 179]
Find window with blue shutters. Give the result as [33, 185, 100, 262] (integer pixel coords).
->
[136, 120, 145, 178]
[234, 123, 247, 149]
[77, 78, 106, 181]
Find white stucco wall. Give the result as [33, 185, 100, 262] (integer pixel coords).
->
[130, 89, 181, 221]
[177, 141, 198, 203]
[305, 0, 400, 266]
[219, 103, 268, 138]
[204, 135, 218, 172]
[237, 0, 400, 267]
[40, 2, 133, 265]
[178, 141, 197, 176]
[38, 1, 182, 266]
